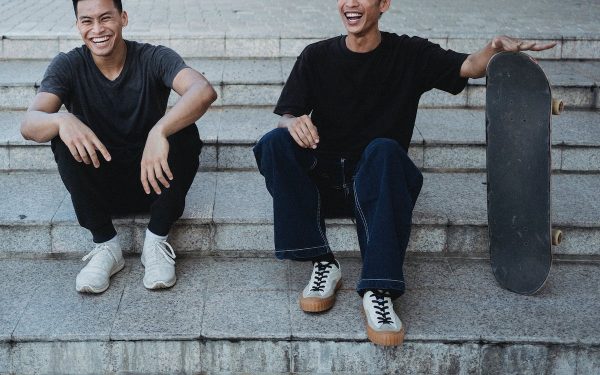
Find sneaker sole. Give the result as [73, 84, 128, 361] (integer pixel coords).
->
[299, 278, 342, 313]
[366, 324, 406, 346]
[361, 307, 406, 346]
[144, 277, 177, 290]
[76, 260, 125, 294]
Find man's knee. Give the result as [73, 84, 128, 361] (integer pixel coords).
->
[363, 138, 404, 160]
[254, 128, 293, 154]
[253, 128, 295, 168]
[168, 125, 203, 159]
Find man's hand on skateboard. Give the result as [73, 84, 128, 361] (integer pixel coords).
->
[491, 35, 557, 54]
[460, 35, 557, 79]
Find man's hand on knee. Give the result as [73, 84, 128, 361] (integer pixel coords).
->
[58, 113, 111, 168]
[140, 127, 173, 195]
[279, 114, 320, 149]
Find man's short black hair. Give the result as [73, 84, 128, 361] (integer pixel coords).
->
[72, 0, 123, 16]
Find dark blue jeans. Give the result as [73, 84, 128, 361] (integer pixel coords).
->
[253, 128, 423, 296]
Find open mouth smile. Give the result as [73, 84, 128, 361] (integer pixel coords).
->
[344, 12, 363, 24]
[91, 36, 110, 46]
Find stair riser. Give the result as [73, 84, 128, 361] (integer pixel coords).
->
[2, 36, 600, 60]
[1, 84, 598, 110]
[3, 340, 598, 375]
[3, 144, 600, 173]
[1, 222, 597, 259]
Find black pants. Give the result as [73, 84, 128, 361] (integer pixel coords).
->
[51, 126, 202, 243]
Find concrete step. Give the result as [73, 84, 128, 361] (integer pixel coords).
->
[1, 170, 599, 259]
[0, 58, 598, 110]
[2, 0, 600, 62]
[1, 256, 599, 374]
[2, 108, 600, 173]
[4, 33, 600, 60]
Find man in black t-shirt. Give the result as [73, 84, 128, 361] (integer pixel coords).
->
[21, 0, 217, 293]
[253, 0, 555, 346]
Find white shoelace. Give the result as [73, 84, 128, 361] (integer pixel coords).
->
[146, 240, 176, 265]
[82, 243, 115, 262]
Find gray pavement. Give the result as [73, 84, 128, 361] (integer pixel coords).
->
[0, 0, 599, 39]
[1, 257, 599, 374]
[1, 1, 599, 60]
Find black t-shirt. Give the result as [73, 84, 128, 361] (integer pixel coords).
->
[39, 40, 190, 157]
[275, 32, 469, 157]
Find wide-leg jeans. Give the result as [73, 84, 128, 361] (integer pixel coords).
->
[253, 128, 423, 296]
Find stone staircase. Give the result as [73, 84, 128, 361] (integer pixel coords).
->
[1, 3, 600, 374]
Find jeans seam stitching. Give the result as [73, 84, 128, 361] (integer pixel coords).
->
[275, 245, 329, 252]
[353, 179, 370, 244]
[360, 279, 405, 284]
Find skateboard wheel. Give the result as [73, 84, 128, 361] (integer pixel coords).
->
[552, 99, 564, 115]
[552, 229, 563, 246]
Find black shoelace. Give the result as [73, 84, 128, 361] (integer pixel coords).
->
[371, 290, 393, 325]
[309, 261, 334, 292]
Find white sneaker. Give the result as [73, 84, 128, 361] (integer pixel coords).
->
[299, 260, 342, 312]
[76, 241, 125, 293]
[362, 290, 405, 346]
[141, 235, 176, 290]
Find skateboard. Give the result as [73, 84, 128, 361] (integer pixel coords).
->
[485, 52, 563, 295]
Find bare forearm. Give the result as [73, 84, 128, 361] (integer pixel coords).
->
[152, 82, 217, 137]
[460, 41, 495, 79]
[21, 111, 62, 143]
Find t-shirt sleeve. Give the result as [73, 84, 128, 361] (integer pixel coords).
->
[413, 38, 469, 95]
[274, 48, 313, 117]
[150, 46, 190, 88]
[38, 53, 72, 103]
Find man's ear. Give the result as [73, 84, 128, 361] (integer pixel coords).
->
[121, 10, 128, 27]
[379, 0, 391, 14]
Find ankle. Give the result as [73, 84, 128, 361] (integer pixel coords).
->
[366, 289, 401, 300]
[145, 228, 168, 242]
[311, 252, 338, 267]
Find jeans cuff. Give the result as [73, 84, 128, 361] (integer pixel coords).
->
[275, 244, 331, 261]
[357, 279, 406, 298]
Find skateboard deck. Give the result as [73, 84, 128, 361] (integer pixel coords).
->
[486, 52, 560, 295]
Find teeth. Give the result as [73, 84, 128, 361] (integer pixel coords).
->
[345, 12, 362, 18]
[92, 36, 109, 43]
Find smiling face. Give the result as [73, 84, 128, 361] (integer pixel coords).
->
[337, 0, 390, 38]
[76, 0, 128, 58]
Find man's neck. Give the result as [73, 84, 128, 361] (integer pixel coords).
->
[92, 39, 128, 81]
[345, 30, 382, 53]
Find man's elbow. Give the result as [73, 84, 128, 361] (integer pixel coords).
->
[20, 116, 48, 143]
[203, 83, 218, 104]
[20, 119, 35, 141]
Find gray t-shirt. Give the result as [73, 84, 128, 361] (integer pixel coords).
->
[39, 40, 189, 157]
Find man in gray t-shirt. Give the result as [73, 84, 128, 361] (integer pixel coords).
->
[21, 0, 217, 293]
